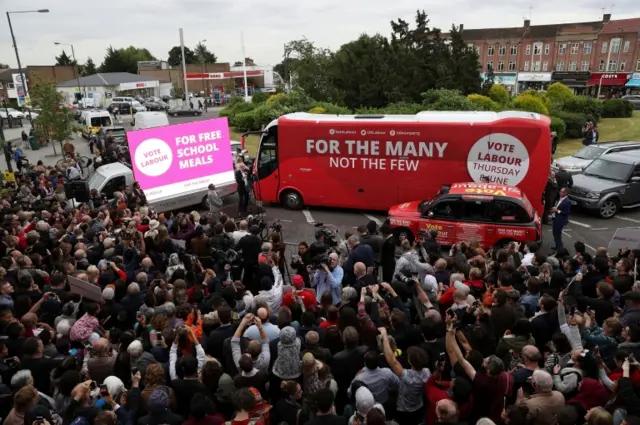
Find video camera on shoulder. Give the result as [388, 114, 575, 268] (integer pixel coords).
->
[312, 253, 329, 269]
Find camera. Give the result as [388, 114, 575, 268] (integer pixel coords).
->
[314, 223, 340, 248]
[312, 253, 329, 269]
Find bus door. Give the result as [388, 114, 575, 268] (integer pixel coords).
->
[255, 125, 280, 204]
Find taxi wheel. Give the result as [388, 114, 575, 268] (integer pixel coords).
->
[598, 199, 619, 219]
[281, 190, 303, 210]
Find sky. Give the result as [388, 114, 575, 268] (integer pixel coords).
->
[0, 0, 637, 70]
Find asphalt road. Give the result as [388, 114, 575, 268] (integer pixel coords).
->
[19, 109, 639, 261]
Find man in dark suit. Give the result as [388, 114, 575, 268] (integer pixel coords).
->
[551, 187, 571, 250]
[555, 165, 574, 189]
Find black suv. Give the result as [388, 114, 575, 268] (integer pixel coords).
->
[569, 149, 640, 218]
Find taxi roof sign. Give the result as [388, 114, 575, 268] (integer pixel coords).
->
[449, 182, 522, 199]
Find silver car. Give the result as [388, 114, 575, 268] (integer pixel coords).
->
[552, 141, 640, 175]
[622, 95, 640, 110]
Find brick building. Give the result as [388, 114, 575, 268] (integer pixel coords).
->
[448, 14, 640, 96]
[0, 65, 76, 107]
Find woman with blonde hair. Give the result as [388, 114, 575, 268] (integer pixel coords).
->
[140, 363, 177, 413]
[585, 407, 613, 425]
[4, 385, 38, 425]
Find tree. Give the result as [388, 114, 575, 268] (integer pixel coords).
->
[82, 57, 97, 76]
[435, 25, 482, 95]
[283, 39, 335, 101]
[329, 34, 395, 109]
[233, 58, 256, 67]
[546, 82, 574, 104]
[55, 50, 75, 66]
[481, 63, 495, 94]
[29, 78, 75, 155]
[167, 46, 197, 67]
[0, 63, 8, 69]
[100, 46, 156, 73]
[488, 84, 510, 105]
[273, 57, 299, 87]
[194, 42, 217, 63]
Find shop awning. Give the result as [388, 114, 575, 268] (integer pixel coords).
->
[588, 73, 630, 86]
[627, 78, 640, 88]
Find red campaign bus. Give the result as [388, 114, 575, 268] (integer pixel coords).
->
[252, 111, 551, 214]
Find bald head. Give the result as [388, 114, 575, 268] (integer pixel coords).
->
[522, 345, 541, 364]
[436, 399, 458, 422]
[21, 313, 37, 327]
[239, 220, 249, 231]
[257, 307, 268, 321]
[93, 338, 110, 355]
[354, 262, 366, 277]
[305, 330, 319, 346]
[141, 258, 153, 269]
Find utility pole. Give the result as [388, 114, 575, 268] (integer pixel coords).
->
[179, 28, 189, 105]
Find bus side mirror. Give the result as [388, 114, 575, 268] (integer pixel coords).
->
[427, 211, 434, 218]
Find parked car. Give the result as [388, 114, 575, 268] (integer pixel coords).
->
[167, 107, 202, 117]
[161, 95, 171, 103]
[108, 101, 146, 114]
[143, 101, 169, 111]
[0, 108, 24, 119]
[622, 95, 640, 110]
[552, 141, 640, 174]
[569, 149, 640, 218]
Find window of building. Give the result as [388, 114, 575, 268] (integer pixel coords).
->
[508, 61, 516, 71]
[620, 60, 626, 71]
[583, 43, 592, 54]
[568, 61, 577, 71]
[556, 60, 564, 71]
[623, 40, 630, 53]
[524, 60, 530, 71]
[558, 43, 566, 55]
[544, 44, 550, 55]
[601, 41, 608, 53]
[534, 43, 542, 55]
[487, 61, 493, 71]
[525, 45, 531, 56]
[581, 60, 589, 71]
[7, 83, 14, 89]
[637, 59, 640, 71]
[599, 60, 606, 71]
[570, 43, 579, 54]
[510, 45, 518, 56]
[608, 60, 617, 71]
[542, 61, 548, 71]
[497, 61, 505, 71]
[534, 60, 541, 71]
[611, 38, 621, 53]
[487, 46, 494, 56]
[498, 46, 505, 56]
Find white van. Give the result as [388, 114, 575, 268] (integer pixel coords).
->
[80, 110, 113, 138]
[131, 111, 169, 130]
[73, 162, 237, 212]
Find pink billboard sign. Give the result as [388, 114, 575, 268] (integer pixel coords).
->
[126, 117, 234, 201]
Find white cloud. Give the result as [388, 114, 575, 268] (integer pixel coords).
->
[0, 0, 635, 69]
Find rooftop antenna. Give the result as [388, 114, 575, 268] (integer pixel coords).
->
[529, 6, 533, 20]
[610, 4, 615, 14]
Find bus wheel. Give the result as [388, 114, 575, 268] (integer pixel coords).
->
[392, 227, 414, 244]
[281, 190, 303, 210]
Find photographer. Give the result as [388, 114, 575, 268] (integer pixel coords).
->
[392, 239, 433, 286]
[310, 252, 343, 306]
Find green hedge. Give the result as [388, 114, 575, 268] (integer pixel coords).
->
[550, 116, 567, 141]
[602, 99, 634, 118]
[251, 91, 271, 104]
[467, 94, 501, 111]
[561, 96, 603, 121]
[552, 111, 589, 139]
[512, 94, 549, 115]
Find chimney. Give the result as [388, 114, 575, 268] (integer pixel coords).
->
[603, 13, 611, 23]
[524, 19, 531, 29]
[460, 24, 464, 32]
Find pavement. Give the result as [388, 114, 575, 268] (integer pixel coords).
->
[9, 110, 640, 262]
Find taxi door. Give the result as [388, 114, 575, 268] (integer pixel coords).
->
[420, 198, 462, 245]
[454, 197, 494, 249]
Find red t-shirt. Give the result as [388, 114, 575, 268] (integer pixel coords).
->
[282, 290, 316, 309]
[319, 320, 337, 329]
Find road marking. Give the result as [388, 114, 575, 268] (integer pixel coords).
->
[279, 219, 292, 223]
[591, 228, 609, 231]
[363, 214, 382, 226]
[568, 219, 591, 228]
[562, 231, 573, 239]
[617, 216, 640, 224]
[302, 209, 315, 224]
[584, 242, 597, 252]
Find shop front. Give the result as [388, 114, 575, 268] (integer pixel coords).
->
[626, 73, 640, 94]
[587, 73, 630, 98]
[517, 72, 552, 92]
[551, 72, 590, 94]
[117, 80, 160, 98]
[480, 72, 517, 94]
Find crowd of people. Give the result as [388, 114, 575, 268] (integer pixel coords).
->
[3, 161, 640, 425]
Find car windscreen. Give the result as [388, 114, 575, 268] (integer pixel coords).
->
[90, 116, 112, 127]
[110, 129, 126, 138]
[87, 171, 106, 191]
[583, 159, 633, 182]
[573, 145, 606, 160]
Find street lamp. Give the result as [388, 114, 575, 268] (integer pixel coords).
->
[198, 39, 207, 98]
[6, 9, 49, 125]
[54, 42, 84, 105]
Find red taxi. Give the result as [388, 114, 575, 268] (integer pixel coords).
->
[388, 182, 542, 250]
